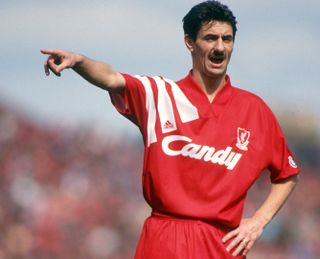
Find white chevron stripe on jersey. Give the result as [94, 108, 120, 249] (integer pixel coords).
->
[153, 76, 177, 134]
[164, 78, 199, 123]
[135, 76, 157, 146]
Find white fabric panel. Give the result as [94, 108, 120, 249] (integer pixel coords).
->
[135, 76, 157, 146]
[164, 78, 199, 123]
[153, 76, 177, 134]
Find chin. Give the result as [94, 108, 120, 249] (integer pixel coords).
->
[205, 63, 226, 76]
[206, 69, 226, 78]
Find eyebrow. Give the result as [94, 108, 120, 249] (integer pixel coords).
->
[222, 35, 234, 41]
[203, 33, 233, 40]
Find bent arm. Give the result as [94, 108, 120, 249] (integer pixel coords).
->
[252, 174, 299, 226]
[41, 49, 125, 92]
[223, 174, 299, 256]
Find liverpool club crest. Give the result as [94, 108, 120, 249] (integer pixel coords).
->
[236, 127, 250, 151]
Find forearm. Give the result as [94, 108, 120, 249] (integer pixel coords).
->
[73, 54, 125, 92]
[253, 174, 299, 227]
[222, 174, 299, 256]
[41, 49, 126, 91]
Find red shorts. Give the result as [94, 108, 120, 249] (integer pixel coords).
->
[134, 212, 245, 259]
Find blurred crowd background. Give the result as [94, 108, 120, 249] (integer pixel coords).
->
[0, 101, 319, 259]
[1, 1, 319, 258]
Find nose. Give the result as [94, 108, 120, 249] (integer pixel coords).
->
[215, 37, 225, 52]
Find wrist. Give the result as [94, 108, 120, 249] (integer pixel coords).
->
[74, 53, 84, 66]
[72, 54, 88, 73]
[253, 211, 272, 228]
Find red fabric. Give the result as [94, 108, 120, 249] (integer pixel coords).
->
[110, 72, 299, 228]
[135, 212, 245, 259]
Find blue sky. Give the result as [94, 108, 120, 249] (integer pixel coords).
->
[1, 0, 319, 136]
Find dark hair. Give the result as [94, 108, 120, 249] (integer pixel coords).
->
[183, 1, 237, 41]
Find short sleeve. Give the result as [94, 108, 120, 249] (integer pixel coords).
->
[109, 73, 147, 130]
[266, 108, 300, 182]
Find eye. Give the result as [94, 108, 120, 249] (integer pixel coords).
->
[204, 35, 218, 42]
[222, 35, 234, 43]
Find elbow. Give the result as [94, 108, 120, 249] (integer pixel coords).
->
[104, 72, 126, 92]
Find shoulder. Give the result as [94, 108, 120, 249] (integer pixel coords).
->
[232, 86, 272, 110]
[232, 86, 262, 101]
[230, 85, 280, 126]
[122, 73, 171, 87]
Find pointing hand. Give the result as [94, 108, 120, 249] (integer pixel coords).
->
[40, 49, 78, 77]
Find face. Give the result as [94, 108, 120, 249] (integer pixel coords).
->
[185, 21, 234, 79]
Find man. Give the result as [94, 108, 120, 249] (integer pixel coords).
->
[41, 1, 299, 258]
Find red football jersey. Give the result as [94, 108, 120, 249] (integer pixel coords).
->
[110, 71, 300, 228]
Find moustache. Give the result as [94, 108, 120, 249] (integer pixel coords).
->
[212, 50, 225, 57]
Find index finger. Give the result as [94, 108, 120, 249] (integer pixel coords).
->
[40, 49, 63, 56]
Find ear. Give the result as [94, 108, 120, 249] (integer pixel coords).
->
[184, 35, 194, 52]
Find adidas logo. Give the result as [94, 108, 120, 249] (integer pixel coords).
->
[164, 120, 174, 129]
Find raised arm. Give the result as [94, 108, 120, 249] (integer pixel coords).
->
[222, 174, 299, 257]
[41, 49, 126, 92]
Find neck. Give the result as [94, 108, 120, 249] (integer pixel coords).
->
[191, 70, 226, 102]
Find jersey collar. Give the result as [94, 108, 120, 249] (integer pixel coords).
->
[178, 71, 234, 116]
[178, 70, 233, 105]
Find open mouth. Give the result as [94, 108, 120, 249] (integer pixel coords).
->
[209, 51, 225, 64]
[210, 56, 224, 64]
